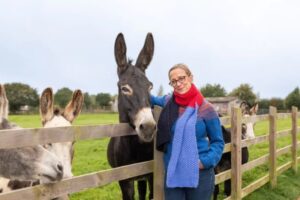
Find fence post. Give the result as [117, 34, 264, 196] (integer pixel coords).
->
[269, 106, 277, 188]
[153, 106, 164, 200]
[291, 106, 298, 173]
[231, 106, 242, 200]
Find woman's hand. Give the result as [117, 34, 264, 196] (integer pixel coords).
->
[199, 160, 204, 169]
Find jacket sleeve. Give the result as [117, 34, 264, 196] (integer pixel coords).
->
[150, 95, 168, 107]
[199, 105, 224, 168]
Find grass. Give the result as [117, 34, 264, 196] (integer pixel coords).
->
[7, 113, 300, 200]
[9, 113, 119, 128]
[244, 166, 300, 200]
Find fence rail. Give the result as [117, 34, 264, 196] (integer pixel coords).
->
[0, 123, 136, 149]
[0, 106, 299, 199]
[0, 161, 153, 200]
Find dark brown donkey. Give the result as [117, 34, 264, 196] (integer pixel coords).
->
[107, 33, 157, 200]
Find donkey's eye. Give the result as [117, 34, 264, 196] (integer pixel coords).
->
[121, 87, 130, 92]
[121, 85, 133, 95]
[44, 143, 52, 148]
[242, 124, 247, 130]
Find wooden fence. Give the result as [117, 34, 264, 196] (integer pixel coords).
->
[216, 106, 300, 200]
[0, 106, 299, 199]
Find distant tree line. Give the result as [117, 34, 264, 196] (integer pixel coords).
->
[199, 83, 300, 112]
[4, 82, 300, 113]
[4, 83, 114, 113]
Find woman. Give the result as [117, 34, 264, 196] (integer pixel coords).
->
[151, 63, 224, 200]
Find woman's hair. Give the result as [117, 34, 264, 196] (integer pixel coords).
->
[168, 63, 192, 79]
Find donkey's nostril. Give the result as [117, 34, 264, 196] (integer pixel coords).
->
[57, 164, 63, 172]
[153, 125, 157, 132]
[140, 124, 145, 130]
[56, 164, 64, 180]
[149, 123, 156, 132]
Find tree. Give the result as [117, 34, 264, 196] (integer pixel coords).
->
[258, 99, 270, 110]
[228, 83, 257, 105]
[54, 87, 73, 108]
[200, 83, 227, 97]
[83, 92, 92, 110]
[95, 93, 111, 107]
[285, 87, 300, 109]
[89, 94, 97, 109]
[4, 83, 39, 113]
[269, 98, 285, 110]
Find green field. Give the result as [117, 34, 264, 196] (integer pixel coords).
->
[8, 113, 300, 200]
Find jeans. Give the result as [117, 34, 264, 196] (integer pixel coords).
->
[164, 168, 215, 200]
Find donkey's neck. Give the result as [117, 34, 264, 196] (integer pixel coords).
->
[118, 111, 129, 123]
[0, 149, 29, 179]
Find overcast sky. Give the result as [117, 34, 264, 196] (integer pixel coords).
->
[1, 0, 299, 99]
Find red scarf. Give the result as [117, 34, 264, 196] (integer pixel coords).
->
[173, 84, 204, 107]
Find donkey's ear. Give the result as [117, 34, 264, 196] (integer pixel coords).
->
[0, 84, 3, 120]
[135, 33, 154, 73]
[40, 88, 54, 124]
[63, 90, 84, 122]
[240, 101, 249, 115]
[0, 84, 9, 120]
[250, 103, 259, 115]
[115, 33, 128, 74]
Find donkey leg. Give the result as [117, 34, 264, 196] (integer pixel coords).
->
[148, 175, 154, 200]
[138, 180, 147, 200]
[119, 180, 134, 200]
[242, 147, 249, 164]
[224, 179, 231, 197]
[213, 184, 219, 200]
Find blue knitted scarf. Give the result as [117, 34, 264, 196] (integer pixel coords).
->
[166, 84, 203, 188]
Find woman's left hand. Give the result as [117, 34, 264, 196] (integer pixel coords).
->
[199, 160, 204, 169]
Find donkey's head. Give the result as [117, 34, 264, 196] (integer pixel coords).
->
[40, 88, 83, 179]
[0, 84, 63, 182]
[115, 33, 156, 142]
[240, 101, 259, 140]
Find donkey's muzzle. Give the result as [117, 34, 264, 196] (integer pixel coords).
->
[134, 107, 157, 142]
[138, 122, 157, 142]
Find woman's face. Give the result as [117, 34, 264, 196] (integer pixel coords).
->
[169, 68, 193, 94]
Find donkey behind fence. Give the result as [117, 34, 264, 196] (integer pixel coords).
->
[0, 84, 63, 184]
[214, 101, 258, 199]
[0, 86, 83, 200]
[107, 33, 157, 200]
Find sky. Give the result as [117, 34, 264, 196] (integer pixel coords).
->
[1, 0, 300, 99]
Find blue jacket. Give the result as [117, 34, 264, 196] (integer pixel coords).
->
[151, 95, 224, 169]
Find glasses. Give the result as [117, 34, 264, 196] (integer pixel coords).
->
[169, 76, 186, 87]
